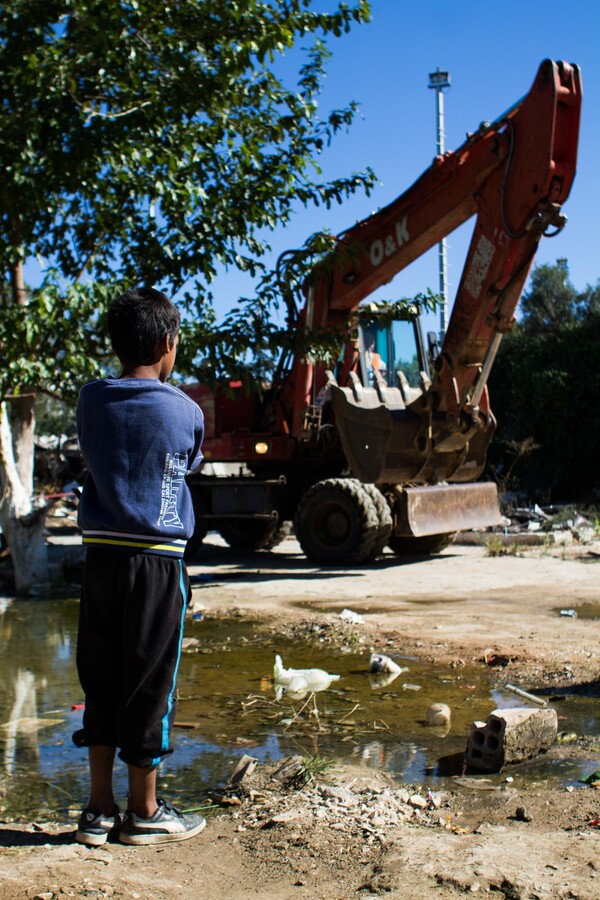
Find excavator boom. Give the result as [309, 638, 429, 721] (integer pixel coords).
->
[303, 59, 581, 495]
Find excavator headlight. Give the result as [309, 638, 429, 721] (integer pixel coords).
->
[254, 441, 270, 455]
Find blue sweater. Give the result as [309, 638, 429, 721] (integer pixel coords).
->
[77, 378, 204, 557]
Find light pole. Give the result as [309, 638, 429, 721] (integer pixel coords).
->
[427, 68, 451, 337]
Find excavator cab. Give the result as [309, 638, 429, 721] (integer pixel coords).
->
[357, 311, 429, 394]
[327, 305, 435, 485]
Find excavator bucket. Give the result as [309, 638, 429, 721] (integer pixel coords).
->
[329, 382, 396, 483]
[329, 382, 504, 536]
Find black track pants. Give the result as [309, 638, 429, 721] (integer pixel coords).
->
[74, 548, 190, 768]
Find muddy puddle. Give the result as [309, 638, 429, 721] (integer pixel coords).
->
[0, 598, 597, 821]
[554, 602, 600, 620]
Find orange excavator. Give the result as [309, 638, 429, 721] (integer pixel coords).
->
[185, 59, 582, 563]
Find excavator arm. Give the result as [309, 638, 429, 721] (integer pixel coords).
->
[292, 58, 582, 473]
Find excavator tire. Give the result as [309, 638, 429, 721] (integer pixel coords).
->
[361, 484, 393, 561]
[294, 478, 379, 565]
[387, 532, 457, 556]
[218, 519, 291, 551]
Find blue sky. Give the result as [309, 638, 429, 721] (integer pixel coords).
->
[210, 0, 599, 329]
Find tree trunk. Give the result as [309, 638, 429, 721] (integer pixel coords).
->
[0, 401, 49, 596]
[8, 394, 35, 488]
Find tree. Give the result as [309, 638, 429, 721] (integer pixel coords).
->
[519, 260, 578, 332]
[520, 260, 600, 332]
[0, 0, 375, 594]
[488, 261, 600, 501]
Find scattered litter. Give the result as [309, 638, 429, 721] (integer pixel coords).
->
[70, 703, 85, 711]
[173, 721, 199, 729]
[230, 753, 259, 785]
[369, 671, 401, 690]
[273, 654, 340, 700]
[556, 732, 578, 743]
[188, 599, 208, 616]
[181, 637, 200, 651]
[339, 608, 364, 625]
[559, 608, 578, 618]
[192, 612, 204, 621]
[483, 648, 511, 667]
[492, 502, 600, 547]
[504, 683, 547, 707]
[580, 769, 600, 786]
[208, 754, 261, 808]
[402, 683, 422, 691]
[368, 653, 405, 676]
[425, 703, 451, 728]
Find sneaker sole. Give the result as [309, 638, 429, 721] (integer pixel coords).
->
[119, 818, 206, 845]
[75, 829, 110, 846]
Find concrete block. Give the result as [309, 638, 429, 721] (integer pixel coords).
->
[465, 707, 558, 773]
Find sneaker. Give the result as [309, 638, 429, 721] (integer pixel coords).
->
[119, 799, 206, 845]
[76, 806, 121, 846]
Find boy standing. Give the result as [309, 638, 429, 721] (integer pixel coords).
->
[73, 287, 206, 846]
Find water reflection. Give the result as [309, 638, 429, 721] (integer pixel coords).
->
[4, 668, 39, 775]
[0, 599, 596, 820]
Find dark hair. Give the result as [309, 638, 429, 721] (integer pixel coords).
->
[107, 287, 180, 365]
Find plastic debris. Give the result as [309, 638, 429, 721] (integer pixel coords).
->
[425, 702, 451, 728]
[557, 731, 578, 743]
[559, 608, 578, 618]
[402, 683, 422, 691]
[483, 647, 511, 667]
[369, 671, 401, 690]
[504, 683, 547, 707]
[273, 654, 340, 700]
[339, 608, 364, 625]
[580, 769, 600, 786]
[368, 653, 405, 676]
[368, 654, 408, 689]
[181, 637, 200, 651]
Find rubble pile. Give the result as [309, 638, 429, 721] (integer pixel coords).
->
[502, 504, 600, 543]
[231, 761, 450, 843]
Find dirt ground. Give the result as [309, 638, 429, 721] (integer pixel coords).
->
[2, 532, 600, 899]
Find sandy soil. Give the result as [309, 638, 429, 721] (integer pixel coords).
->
[2, 533, 600, 899]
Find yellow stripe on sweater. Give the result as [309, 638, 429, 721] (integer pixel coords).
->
[82, 537, 184, 553]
